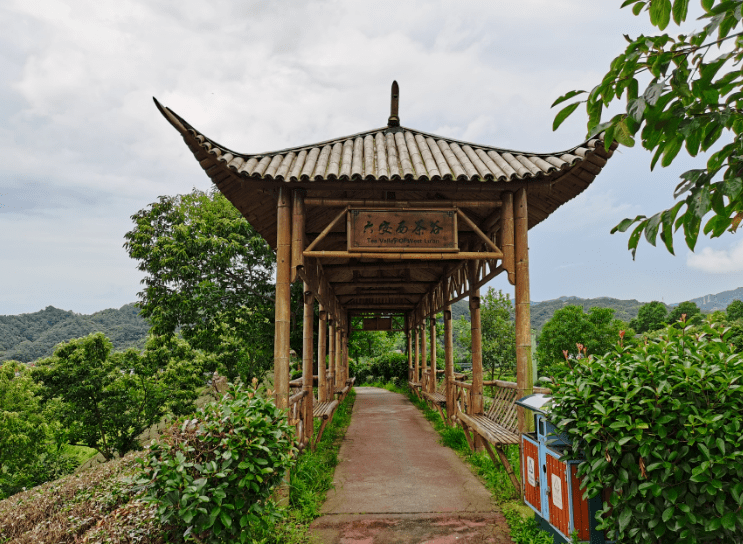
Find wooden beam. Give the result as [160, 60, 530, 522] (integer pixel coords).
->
[274, 187, 292, 409]
[304, 206, 348, 252]
[457, 209, 500, 254]
[304, 250, 503, 260]
[305, 198, 501, 208]
[515, 187, 534, 436]
[421, 319, 427, 389]
[323, 262, 446, 271]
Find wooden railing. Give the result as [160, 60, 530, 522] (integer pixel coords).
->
[287, 388, 308, 452]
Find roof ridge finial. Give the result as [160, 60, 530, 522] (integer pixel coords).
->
[388, 80, 400, 127]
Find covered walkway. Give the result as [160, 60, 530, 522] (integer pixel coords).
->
[309, 387, 513, 543]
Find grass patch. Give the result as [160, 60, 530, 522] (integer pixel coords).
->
[366, 382, 551, 544]
[262, 389, 357, 544]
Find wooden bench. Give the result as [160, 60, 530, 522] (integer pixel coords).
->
[312, 399, 340, 446]
[421, 379, 447, 421]
[455, 380, 551, 494]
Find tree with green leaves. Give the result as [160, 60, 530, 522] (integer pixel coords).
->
[629, 300, 669, 332]
[667, 299, 703, 324]
[537, 306, 630, 377]
[727, 298, 743, 320]
[456, 289, 516, 379]
[553, 0, 743, 257]
[33, 333, 202, 460]
[124, 189, 279, 382]
[0, 361, 78, 498]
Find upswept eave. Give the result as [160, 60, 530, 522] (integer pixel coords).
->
[154, 97, 616, 186]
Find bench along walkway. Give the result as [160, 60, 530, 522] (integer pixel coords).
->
[309, 387, 513, 543]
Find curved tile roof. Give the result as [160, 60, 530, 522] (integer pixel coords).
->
[154, 97, 613, 185]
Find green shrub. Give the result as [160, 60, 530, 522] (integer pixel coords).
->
[140, 380, 297, 543]
[369, 352, 408, 383]
[549, 321, 743, 543]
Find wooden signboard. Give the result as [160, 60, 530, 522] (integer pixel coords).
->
[348, 209, 458, 252]
[363, 317, 392, 331]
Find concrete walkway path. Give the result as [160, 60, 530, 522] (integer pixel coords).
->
[309, 387, 512, 543]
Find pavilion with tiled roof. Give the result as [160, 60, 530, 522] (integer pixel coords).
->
[156, 81, 616, 492]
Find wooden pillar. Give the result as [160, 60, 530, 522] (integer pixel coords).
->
[470, 263, 484, 450]
[291, 190, 305, 282]
[335, 324, 342, 389]
[328, 319, 336, 398]
[444, 299, 454, 424]
[429, 317, 437, 393]
[421, 318, 427, 389]
[318, 306, 327, 402]
[274, 187, 292, 409]
[407, 328, 413, 381]
[515, 187, 534, 434]
[414, 326, 420, 383]
[302, 285, 314, 445]
[501, 191, 515, 286]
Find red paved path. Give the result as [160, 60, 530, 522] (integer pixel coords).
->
[309, 387, 512, 543]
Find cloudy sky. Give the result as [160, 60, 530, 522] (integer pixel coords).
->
[1, 0, 740, 315]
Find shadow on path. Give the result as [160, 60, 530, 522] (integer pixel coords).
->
[310, 387, 513, 543]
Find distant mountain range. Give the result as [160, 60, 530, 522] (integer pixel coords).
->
[2, 286, 741, 363]
[451, 287, 743, 331]
[0, 304, 149, 363]
[680, 286, 743, 312]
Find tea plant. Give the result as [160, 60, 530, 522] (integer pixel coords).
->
[550, 320, 743, 543]
[140, 380, 296, 543]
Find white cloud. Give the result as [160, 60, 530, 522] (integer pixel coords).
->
[687, 240, 743, 274]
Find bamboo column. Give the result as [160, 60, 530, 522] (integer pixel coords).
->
[501, 191, 515, 286]
[515, 188, 534, 434]
[469, 261, 484, 450]
[335, 325, 342, 388]
[407, 328, 413, 382]
[421, 318, 427, 390]
[414, 326, 420, 383]
[302, 285, 314, 446]
[291, 190, 305, 282]
[328, 319, 336, 397]
[429, 317, 437, 393]
[274, 187, 292, 409]
[318, 306, 327, 402]
[444, 299, 454, 424]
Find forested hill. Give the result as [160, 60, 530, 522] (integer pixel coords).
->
[450, 296, 652, 332]
[529, 296, 648, 331]
[0, 304, 149, 363]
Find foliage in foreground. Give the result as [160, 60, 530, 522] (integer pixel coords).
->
[140, 381, 296, 543]
[0, 386, 357, 544]
[553, 0, 743, 257]
[549, 321, 743, 543]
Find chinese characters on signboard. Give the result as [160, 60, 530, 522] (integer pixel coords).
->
[348, 209, 458, 252]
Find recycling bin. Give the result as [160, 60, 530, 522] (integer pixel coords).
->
[516, 394, 610, 544]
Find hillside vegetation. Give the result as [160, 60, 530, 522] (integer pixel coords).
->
[0, 304, 149, 363]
